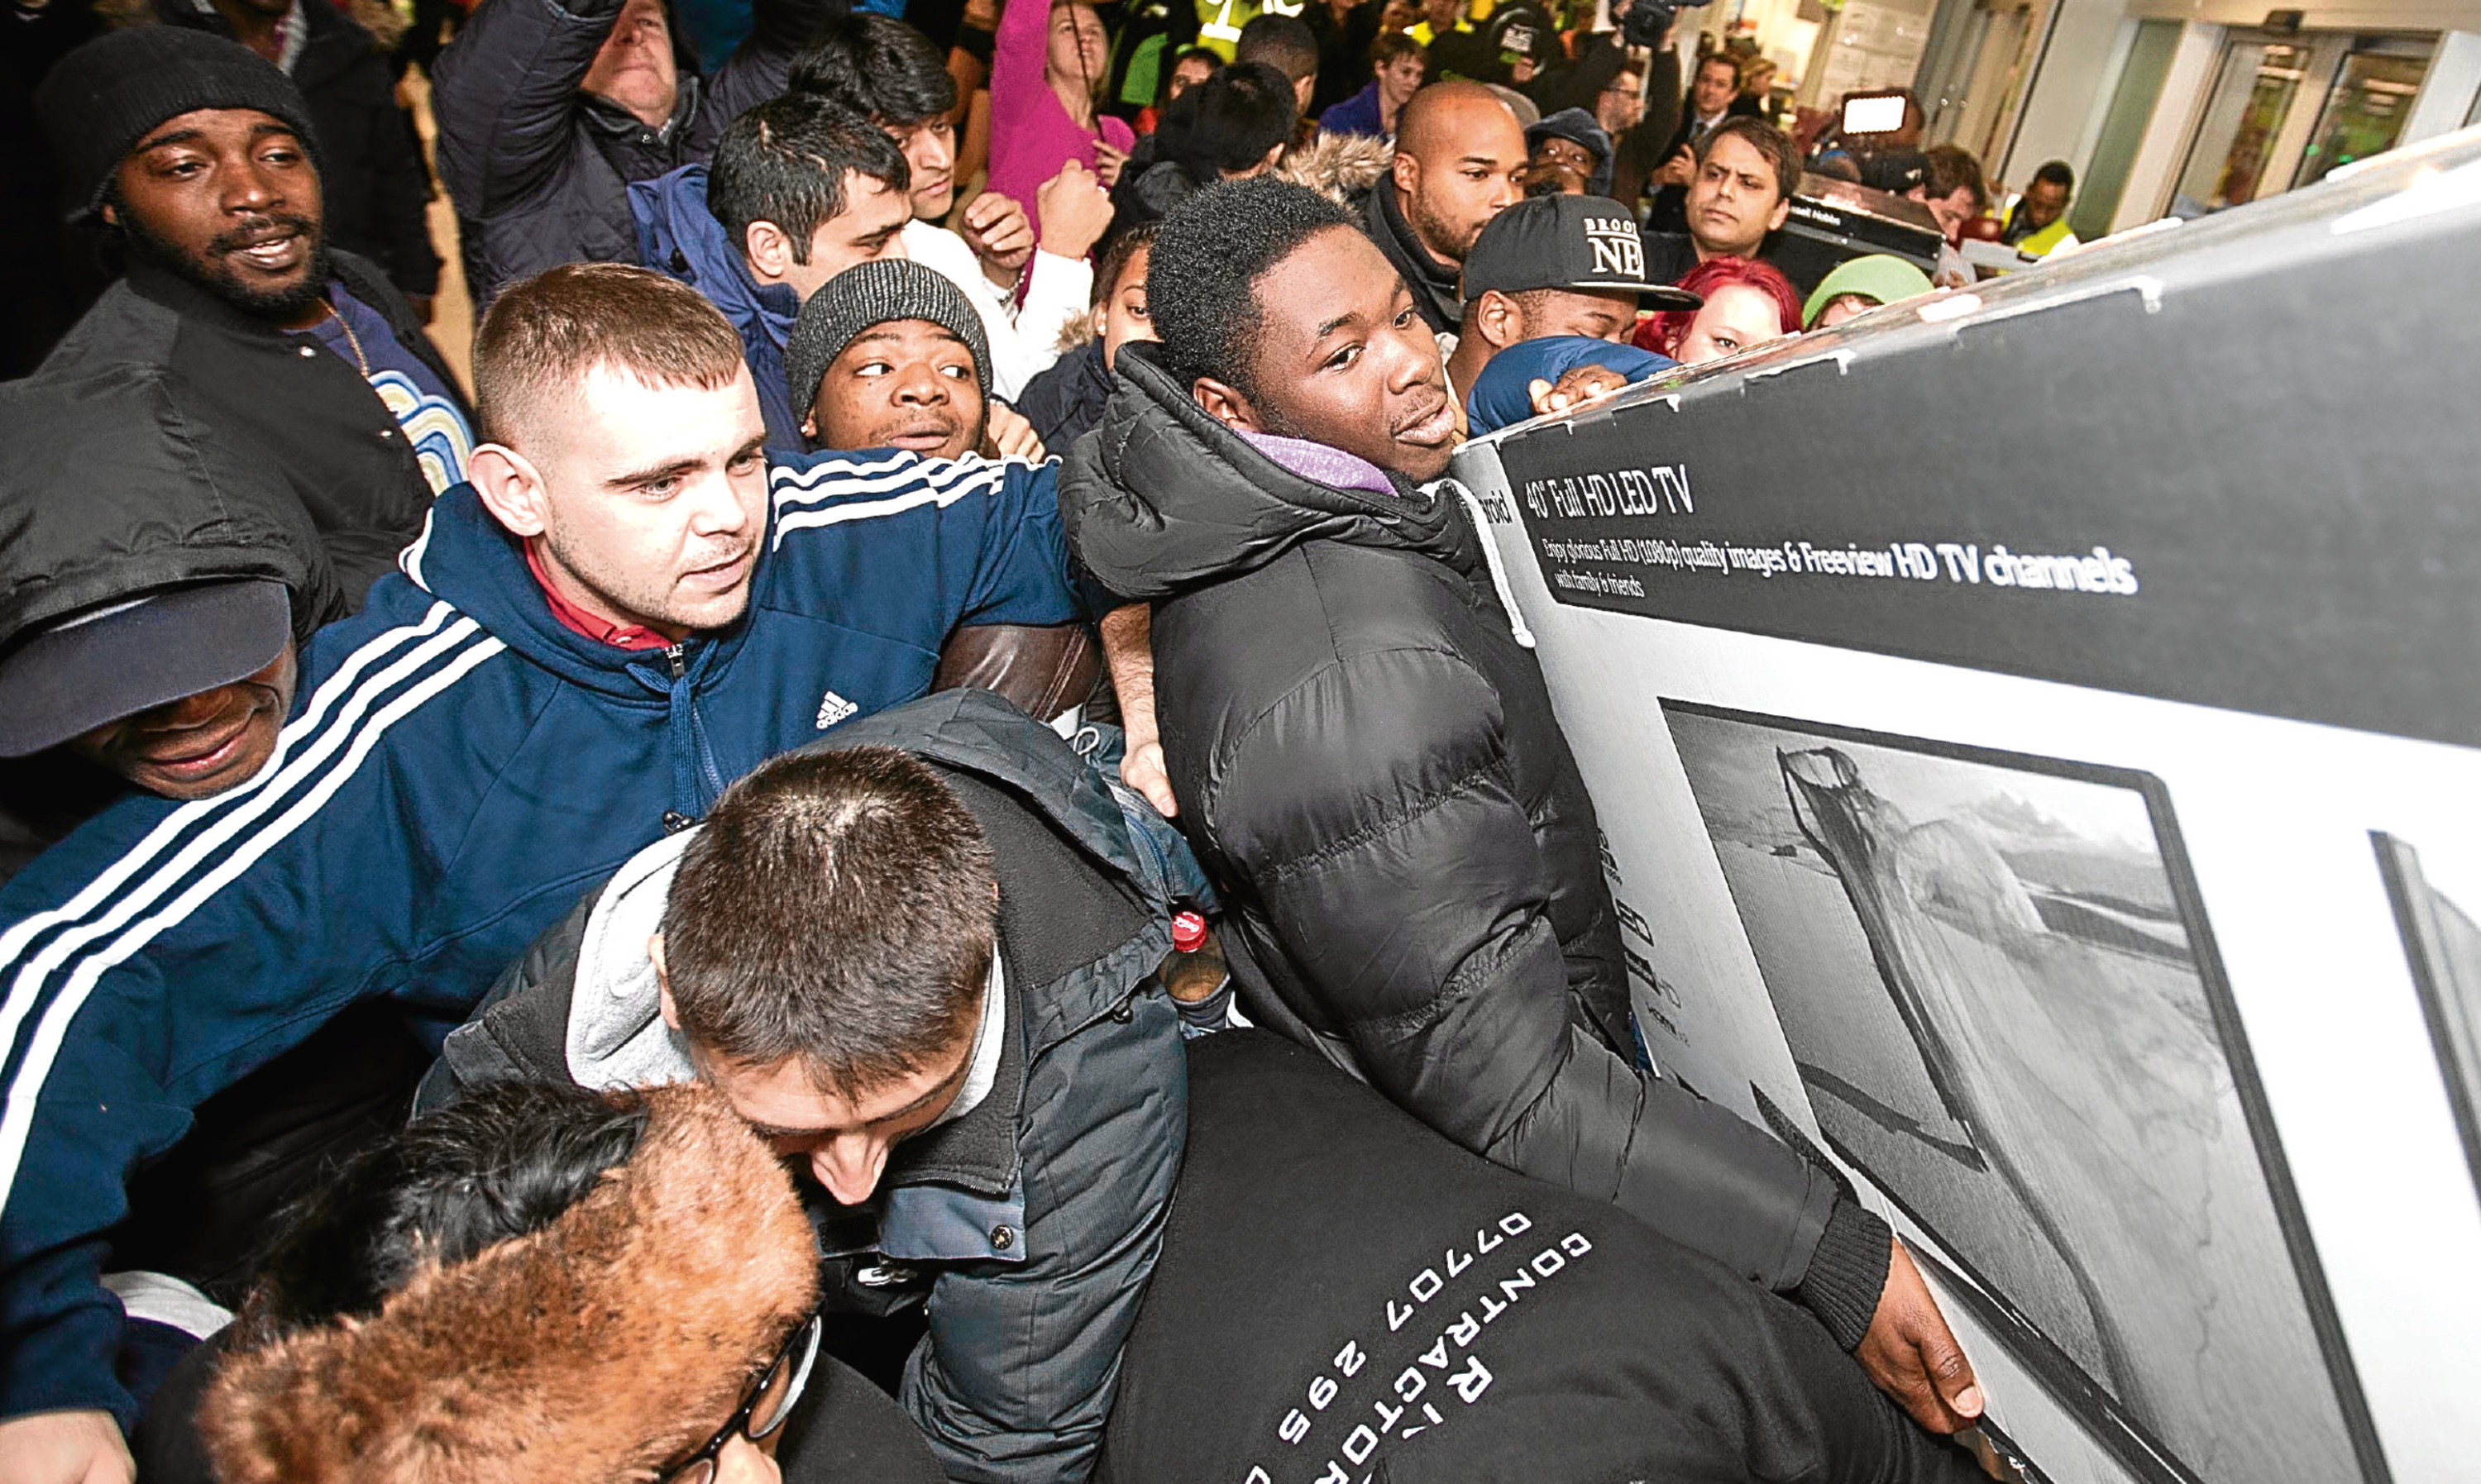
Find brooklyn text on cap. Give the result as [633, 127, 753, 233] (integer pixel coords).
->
[1460, 194, 1702, 309]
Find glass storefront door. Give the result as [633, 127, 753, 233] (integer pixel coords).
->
[2173, 38, 2312, 212]
[2173, 31, 2436, 215]
[2292, 45, 2433, 187]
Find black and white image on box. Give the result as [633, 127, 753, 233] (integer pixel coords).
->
[1662, 702, 2381, 1484]
[2372, 832, 2481, 1206]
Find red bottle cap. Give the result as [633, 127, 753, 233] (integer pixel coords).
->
[1171, 909, 1208, 952]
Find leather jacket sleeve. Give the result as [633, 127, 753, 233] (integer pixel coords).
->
[1207, 643, 1858, 1311]
[934, 623, 1103, 723]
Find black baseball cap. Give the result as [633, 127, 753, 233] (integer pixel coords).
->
[0, 580, 291, 758]
[1460, 195, 1701, 308]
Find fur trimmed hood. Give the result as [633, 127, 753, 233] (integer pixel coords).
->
[1275, 131, 1394, 205]
[198, 1085, 820, 1484]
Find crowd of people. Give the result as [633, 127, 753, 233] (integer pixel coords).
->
[0, 0, 2103, 1479]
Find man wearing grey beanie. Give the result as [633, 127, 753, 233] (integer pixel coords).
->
[788, 258, 1043, 462]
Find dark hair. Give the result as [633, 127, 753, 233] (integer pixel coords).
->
[1695, 114, 1798, 202]
[1694, 52, 1740, 86]
[474, 263, 747, 447]
[1150, 176, 1353, 395]
[1160, 45, 1222, 106]
[1923, 143, 1986, 212]
[664, 747, 995, 1099]
[2034, 159, 2074, 191]
[1236, 12, 1318, 82]
[788, 14, 958, 125]
[1092, 219, 1159, 307]
[1170, 61, 1299, 180]
[707, 93, 909, 266]
[1369, 30, 1423, 72]
[240, 1082, 650, 1343]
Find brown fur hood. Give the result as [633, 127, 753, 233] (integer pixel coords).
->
[1276, 131, 1394, 204]
[198, 1085, 820, 1484]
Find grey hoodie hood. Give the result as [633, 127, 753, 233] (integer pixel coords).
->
[563, 828, 698, 1090]
[1059, 341, 1483, 603]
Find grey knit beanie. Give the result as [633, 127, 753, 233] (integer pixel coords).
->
[35, 26, 323, 221]
[784, 259, 994, 420]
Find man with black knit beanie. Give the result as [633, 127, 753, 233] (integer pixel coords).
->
[28, 26, 472, 606]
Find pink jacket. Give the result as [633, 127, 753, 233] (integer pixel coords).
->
[988, 0, 1134, 241]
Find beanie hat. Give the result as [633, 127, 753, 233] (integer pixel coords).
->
[1801, 252, 1934, 328]
[33, 26, 321, 222]
[198, 1084, 820, 1484]
[784, 258, 994, 419]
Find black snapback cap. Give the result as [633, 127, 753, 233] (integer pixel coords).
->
[1460, 195, 1702, 309]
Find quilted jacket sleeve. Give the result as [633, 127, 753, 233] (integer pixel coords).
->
[1205, 642, 1877, 1331]
[901, 985, 1185, 1483]
[433, 0, 619, 218]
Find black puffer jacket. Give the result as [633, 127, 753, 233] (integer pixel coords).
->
[155, 0, 442, 296]
[431, 0, 829, 307]
[1062, 343, 1893, 1346]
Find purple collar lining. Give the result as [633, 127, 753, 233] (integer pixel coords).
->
[1236, 430, 1399, 498]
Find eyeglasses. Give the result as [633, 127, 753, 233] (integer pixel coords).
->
[657, 1312, 823, 1484]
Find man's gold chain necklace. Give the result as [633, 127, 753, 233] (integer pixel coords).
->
[323, 298, 370, 378]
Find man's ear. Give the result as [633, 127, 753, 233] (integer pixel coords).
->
[1476, 289, 1524, 351]
[1191, 376, 1264, 434]
[1390, 147, 1421, 198]
[651, 933, 681, 1031]
[1765, 195, 1791, 233]
[466, 441, 552, 539]
[743, 218, 797, 284]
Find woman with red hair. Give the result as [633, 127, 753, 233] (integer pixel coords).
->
[1632, 255, 1804, 364]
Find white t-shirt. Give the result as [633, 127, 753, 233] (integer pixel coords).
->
[902, 218, 1095, 403]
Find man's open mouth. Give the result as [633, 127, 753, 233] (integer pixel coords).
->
[222, 227, 307, 274]
[138, 716, 256, 779]
[682, 547, 753, 589]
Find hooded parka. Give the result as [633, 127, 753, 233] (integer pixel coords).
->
[1060, 342, 1895, 1347]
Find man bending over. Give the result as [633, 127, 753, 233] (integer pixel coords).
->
[422, 692, 1201, 1482]
[1063, 177, 1985, 1441]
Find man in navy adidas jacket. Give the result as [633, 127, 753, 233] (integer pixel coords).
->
[0, 263, 1093, 1484]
